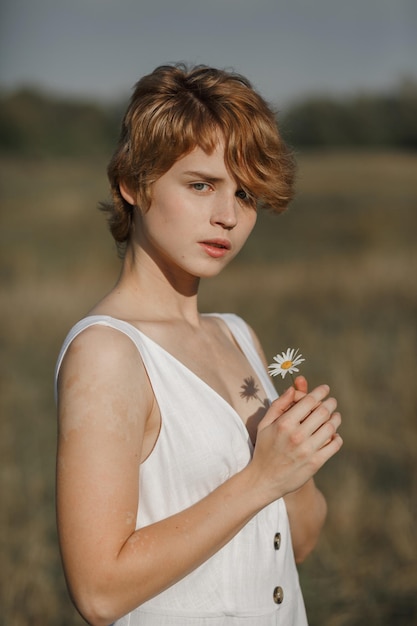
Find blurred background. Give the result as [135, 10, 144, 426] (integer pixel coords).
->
[1, 1, 416, 624]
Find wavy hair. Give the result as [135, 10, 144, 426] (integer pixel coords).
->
[101, 63, 295, 250]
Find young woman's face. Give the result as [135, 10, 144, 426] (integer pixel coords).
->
[125, 141, 257, 280]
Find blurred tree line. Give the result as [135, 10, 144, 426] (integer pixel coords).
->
[284, 78, 417, 149]
[0, 88, 124, 157]
[1, 78, 416, 157]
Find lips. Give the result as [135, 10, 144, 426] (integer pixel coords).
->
[199, 238, 231, 258]
[200, 238, 231, 250]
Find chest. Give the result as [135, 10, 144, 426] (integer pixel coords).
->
[148, 321, 271, 443]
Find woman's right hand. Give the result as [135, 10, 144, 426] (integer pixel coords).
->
[250, 384, 342, 504]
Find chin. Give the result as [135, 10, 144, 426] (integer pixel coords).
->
[196, 259, 234, 279]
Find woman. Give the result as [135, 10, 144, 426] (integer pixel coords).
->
[55, 63, 342, 626]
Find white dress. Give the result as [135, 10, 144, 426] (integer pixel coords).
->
[55, 313, 308, 626]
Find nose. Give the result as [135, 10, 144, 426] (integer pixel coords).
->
[210, 193, 238, 230]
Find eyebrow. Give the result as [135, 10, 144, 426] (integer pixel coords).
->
[182, 170, 225, 184]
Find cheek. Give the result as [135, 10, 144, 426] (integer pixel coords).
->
[242, 211, 257, 238]
[149, 190, 192, 223]
[233, 213, 257, 254]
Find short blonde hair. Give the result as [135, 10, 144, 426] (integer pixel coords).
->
[102, 63, 295, 247]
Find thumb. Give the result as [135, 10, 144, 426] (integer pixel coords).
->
[294, 375, 308, 394]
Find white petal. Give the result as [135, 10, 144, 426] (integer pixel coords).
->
[292, 357, 305, 367]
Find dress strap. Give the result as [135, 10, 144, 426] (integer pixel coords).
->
[54, 315, 144, 402]
[209, 313, 278, 401]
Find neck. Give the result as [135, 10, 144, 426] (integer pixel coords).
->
[115, 244, 202, 324]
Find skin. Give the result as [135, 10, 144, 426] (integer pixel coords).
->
[56, 141, 343, 626]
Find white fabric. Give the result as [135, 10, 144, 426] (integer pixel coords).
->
[55, 313, 308, 625]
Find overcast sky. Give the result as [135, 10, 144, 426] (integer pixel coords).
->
[1, 0, 416, 106]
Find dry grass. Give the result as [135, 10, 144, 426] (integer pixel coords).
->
[1, 151, 416, 625]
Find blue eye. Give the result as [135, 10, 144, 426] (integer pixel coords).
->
[192, 182, 209, 191]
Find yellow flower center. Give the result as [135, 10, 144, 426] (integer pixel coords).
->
[281, 360, 293, 370]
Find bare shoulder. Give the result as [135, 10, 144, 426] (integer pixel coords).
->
[58, 324, 144, 387]
[57, 324, 153, 439]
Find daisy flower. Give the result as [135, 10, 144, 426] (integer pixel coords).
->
[268, 348, 305, 380]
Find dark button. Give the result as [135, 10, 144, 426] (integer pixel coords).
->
[273, 586, 284, 604]
[274, 532, 281, 550]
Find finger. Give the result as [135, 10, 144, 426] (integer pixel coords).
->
[329, 411, 342, 432]
[258, 386, 296, 429]
[284, 384, 330, 424]
[310, 411, 341, 449]
[315, 432, 343, 464]
[294, 375, 308, 394]
[300, 397, 338, 433]
[294, 388, 307, 403]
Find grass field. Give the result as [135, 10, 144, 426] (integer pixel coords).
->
[1, 150, 416, 625]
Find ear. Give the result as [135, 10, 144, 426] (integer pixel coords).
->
[119, 181, 136, 206]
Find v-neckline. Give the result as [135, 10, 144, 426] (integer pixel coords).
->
[92, 314, 267, 444]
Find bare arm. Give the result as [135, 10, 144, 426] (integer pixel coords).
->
[56, 326, 342, 626]
[283, 478, 327, 563]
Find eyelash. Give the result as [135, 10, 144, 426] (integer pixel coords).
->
[191, 183, 251, 200]
[191, 182, 211, 192]
[235, 189, 250, 202]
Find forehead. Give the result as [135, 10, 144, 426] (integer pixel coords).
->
[167, 141, 231, 179]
